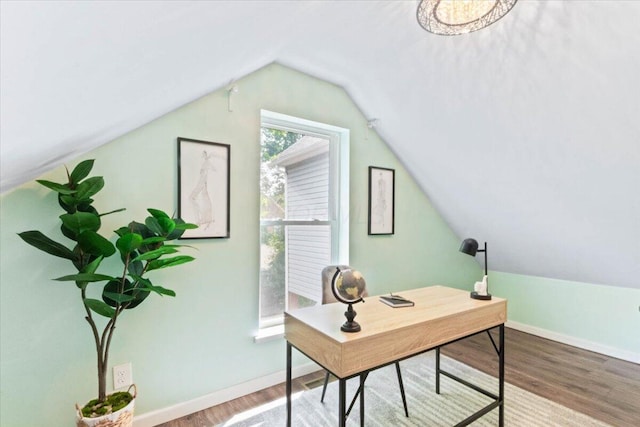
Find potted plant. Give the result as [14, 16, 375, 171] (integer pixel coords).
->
[18, 159, 197, 426]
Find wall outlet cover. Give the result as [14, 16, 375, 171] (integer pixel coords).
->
[113, 362, 133, 389]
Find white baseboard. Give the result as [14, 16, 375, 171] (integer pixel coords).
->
[506, 320, 640, 364]
[133, 362, 321, 427]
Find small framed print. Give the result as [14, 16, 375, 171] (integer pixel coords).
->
[178, 137, 230, 239]
[368, 166, 395, 235]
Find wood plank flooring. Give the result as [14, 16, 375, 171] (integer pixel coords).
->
[159, 328, 640, 427]
[442, 328, 640, 426]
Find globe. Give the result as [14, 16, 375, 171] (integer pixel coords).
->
[330, 266, 366, 332]
[331, 267, 366, 304]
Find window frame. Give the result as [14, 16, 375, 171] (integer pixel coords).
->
[258, 110, 350, 329]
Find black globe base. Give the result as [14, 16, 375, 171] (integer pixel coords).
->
[341, 321, 361, 332]
[470, 291, 492, 300]
[341, 303, 361, 333]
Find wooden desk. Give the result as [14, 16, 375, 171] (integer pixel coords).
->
[285, 285, 507, 426]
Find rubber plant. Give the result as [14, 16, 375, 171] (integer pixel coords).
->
[18, 159, 197, 418]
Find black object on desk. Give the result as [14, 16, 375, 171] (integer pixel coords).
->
[379, 294, 415, 307]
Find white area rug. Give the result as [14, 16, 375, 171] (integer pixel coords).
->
[220, 351, 611, 426]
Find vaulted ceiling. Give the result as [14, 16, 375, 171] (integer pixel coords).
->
[2, 1, 638, 289]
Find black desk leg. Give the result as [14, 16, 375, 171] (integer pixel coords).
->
[435, 346, 441, 394]
[339, 379, 346, 427]
[499, 324, 505, 427]
[286, 342, 292, 427]
[360, 373, 366, 427]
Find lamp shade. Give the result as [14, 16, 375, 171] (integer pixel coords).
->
[459, 238, 480, 256]
[417, 0, 518, 36]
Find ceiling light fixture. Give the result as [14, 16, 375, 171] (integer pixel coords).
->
[417, 0, 518, 36]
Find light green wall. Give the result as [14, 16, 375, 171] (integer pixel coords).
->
[489, 271, 640, 357]
[0, 63, 480, 426]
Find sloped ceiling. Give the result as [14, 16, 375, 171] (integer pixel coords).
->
[1, 1, 638, 289]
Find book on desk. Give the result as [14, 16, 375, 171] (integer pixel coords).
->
[379, 294, 415, 308]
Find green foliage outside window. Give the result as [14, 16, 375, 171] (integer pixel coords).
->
[259, 128, 301, 318]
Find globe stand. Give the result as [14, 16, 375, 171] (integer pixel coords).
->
[341, 303, 361, 333]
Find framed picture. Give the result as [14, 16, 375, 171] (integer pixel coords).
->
[368, 166, 395, 235]
[178, 137, 230, 239]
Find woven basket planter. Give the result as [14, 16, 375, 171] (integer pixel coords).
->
[76, 385, 136, 427]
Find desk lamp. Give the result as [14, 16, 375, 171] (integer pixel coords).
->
[459, 238, 491, 300]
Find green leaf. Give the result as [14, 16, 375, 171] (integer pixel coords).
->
[77, 200, 96, 214]
[110, 277, 150, 309]
[158, 217, 176, 235]
[76, 256, 104, 289]
[74, 176, 105, 200]
[173, 222, 198, 230]
[166, 218, 196, 240]
[82, 256, 104, 274]
[154, 286, 176, 297]
[116, 233, 143, 255]
[71, 245, 91, 271]
[144, 217, 163, 236]
[60, 223, 76, 241]
[102, 279, 131, 307]
[58, 193, 79, 213]
[126, 289, 150, 308]
[84, 298, 116, 318]
[18, 231, 77, 261]
[141, 282, 176, 297]
[54, 273, 114, 282]
[102, 291, 135, 303]
[36, 180, 76, 195]
[161, 244, 197, 250]
[132, 246, 178, 262]
[114, 226, 130, 237]
[148, 255, 195, 271]
[130, 275, 175, 298]
[128, 259, 143, 277]
[69, 159, 94, 184]
[147, 208, 170, 220]
[140, 236, 166, 245]
[77, 230, 116, 257]
[60, 211, 101, 236]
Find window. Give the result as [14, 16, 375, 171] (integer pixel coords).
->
[259, 111, 349, 328]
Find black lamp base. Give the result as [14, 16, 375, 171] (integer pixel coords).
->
[470, 291, 492, 300]
[341, 303, 361, 333]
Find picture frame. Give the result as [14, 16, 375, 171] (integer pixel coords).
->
[368, 166, 395, 235]
[177, 137, 230, 239]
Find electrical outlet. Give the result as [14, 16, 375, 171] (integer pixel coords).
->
[113, 362, 133, 389]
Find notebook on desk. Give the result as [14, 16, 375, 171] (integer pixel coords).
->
[379, 294, 415, 308]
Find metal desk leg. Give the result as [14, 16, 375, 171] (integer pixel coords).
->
[286, 342, 292, 427]
[436, 346, 441, 394]
[360, 373, 366, 427]
[396, 362, 409, 417]
[339, 378, 346, 427]
[499, 324, 505, 427]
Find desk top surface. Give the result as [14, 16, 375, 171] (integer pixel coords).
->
[285, 285, 506, 344]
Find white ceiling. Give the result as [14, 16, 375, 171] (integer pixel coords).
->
[2, 1, 639, 289]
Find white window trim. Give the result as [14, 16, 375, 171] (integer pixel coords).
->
[253, 324, 285, 344]
[257, 110, 350, 334]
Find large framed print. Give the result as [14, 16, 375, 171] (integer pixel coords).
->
[368, 166, 395, 235]
[178, 137, 230, 239]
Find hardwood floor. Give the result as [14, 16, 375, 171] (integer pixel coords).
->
[159, 328, 640, 426]
[442, 328, 640, 426]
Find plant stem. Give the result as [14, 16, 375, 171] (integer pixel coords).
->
[97, 250, 131, 401]
[82, 287, 106, 402]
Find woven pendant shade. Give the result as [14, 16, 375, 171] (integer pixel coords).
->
[417, 0, 518, 35]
